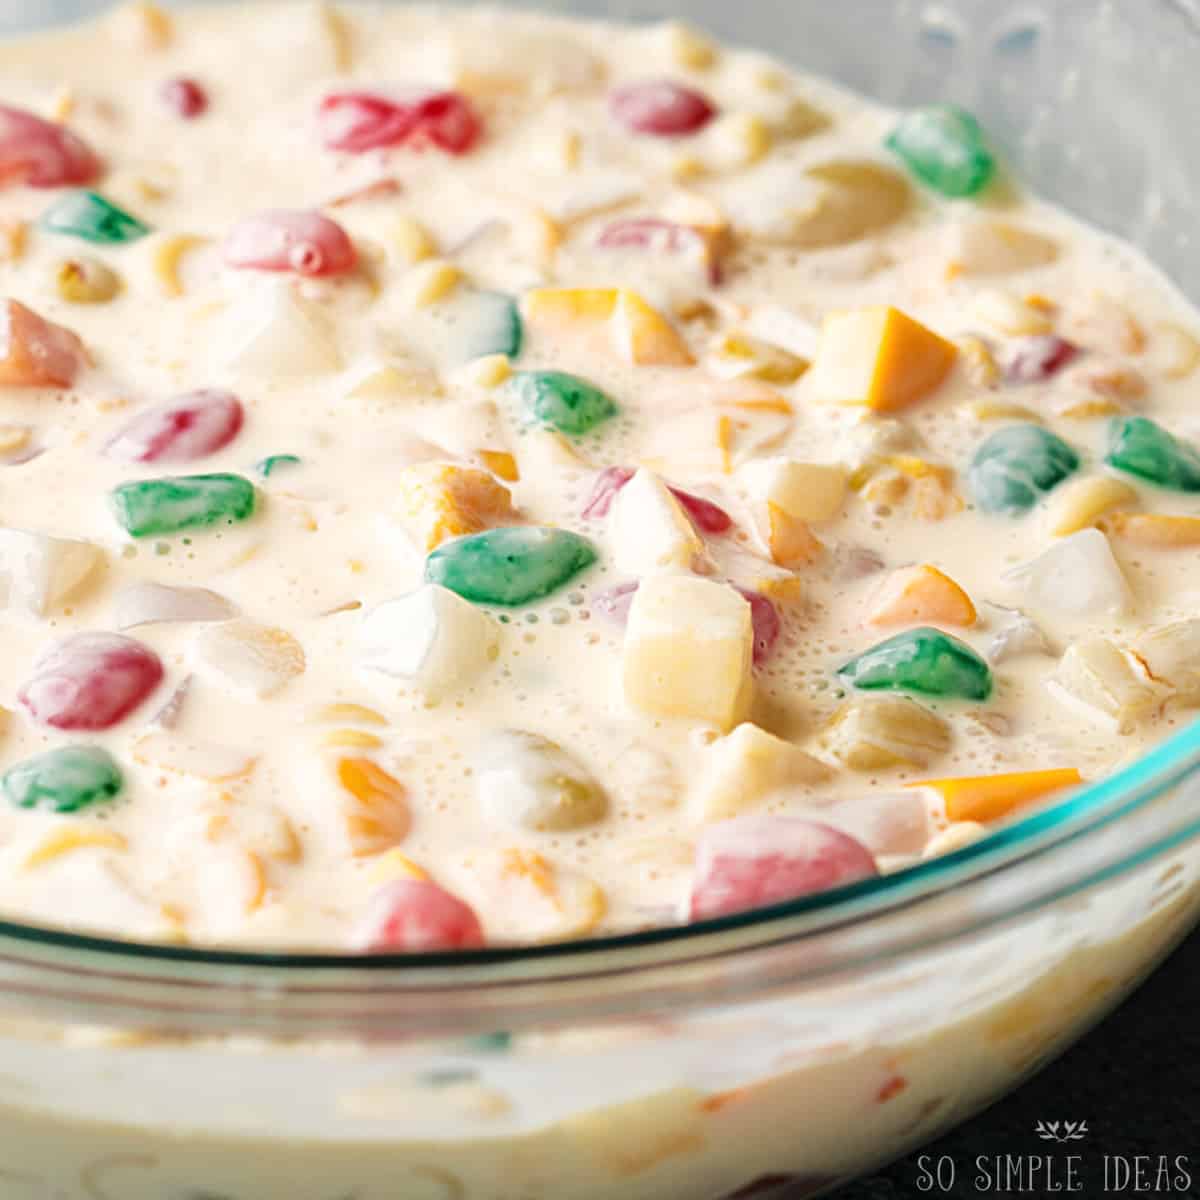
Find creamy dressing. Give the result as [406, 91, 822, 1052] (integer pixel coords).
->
[0, 2, 1197, 952]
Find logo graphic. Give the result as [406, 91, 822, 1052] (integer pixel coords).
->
[1034, 1120, 1089, 1143]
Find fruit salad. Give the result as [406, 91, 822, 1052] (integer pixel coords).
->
[0, 0, 1197, 957]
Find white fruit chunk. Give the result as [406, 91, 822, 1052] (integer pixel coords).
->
[0, 529, 103, 617]
[1134, 620, 1200, 705]
[623, 575, 753, 731]
[228, 282, 341, 376]
[691, 723, 831, 822]
[115, 582, 236, 630]
[609, 468, 704, 577]
[359, 585, 499, 702]
[825, 791, 930, 857]
[736, 457, 847, 524]
[475, 730, 607, 832]
[193, 619, 306, 699]
[1048, 637, 1167, 734]
[1008, 528, 1131, 621]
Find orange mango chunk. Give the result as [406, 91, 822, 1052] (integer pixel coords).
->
[808, 306, 958, 413]
[866, 564, 976, 628]
[912, 768, 1082, 824]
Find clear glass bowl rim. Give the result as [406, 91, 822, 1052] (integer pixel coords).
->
[0, 1, 1199, 1020]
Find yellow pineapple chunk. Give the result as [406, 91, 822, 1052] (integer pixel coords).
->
[808, 306, 958, 412]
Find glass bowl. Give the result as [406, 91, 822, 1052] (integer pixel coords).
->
[3, 3, 1200, 1198]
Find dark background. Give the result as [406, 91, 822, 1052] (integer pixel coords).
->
[837, 928, 1200, 1199]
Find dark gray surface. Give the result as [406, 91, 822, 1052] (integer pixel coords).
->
[836, 928, 1200, 1199]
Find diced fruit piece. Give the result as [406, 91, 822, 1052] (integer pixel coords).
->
[968, 424, 1080, 515]
[18, 633, 163, 731]
[923, 821, 986, 858]
[456, 847, 606, 942]
[223, 209, 357, 277]
[475, 730, 607, 832]
[689, 816, 877, 920]
[193, 619, 305, 698]
[3, 746, 122, 814]
[1048, 637, 1167, 734]
[160, 76, 208, 118]
[691, 723, 831, 822]
[947, 219, 1058, 276]
[104, 389, 244, 463]
[609, 79, 716, 137]
[761, 503, 823, 568]
[913, 768, 1082, 823]
[611, 290, 694, 366]
[1043, 475, 1137, 537]
[511, 370, 617, 437]
[459, 291, 522, 361]
[0, 529, 102, 617]
[825, 790, 931, 857]
[865, 564, 976, 628]
[623, 575, 753, 731]
[229, 283, 342, 375]
[885, 104, 995, 198]
[1002, 335, 1079, 386]
[724, 159, 911, 249]
[1105, 416, 1200, 492]
[355, 879, 485, 952]
[41, 190, 149, 244]
[255, 453, 301, 478]
[706, 331, 809, 385]
[1009, 528, 1130, 620]
[114, 582, 236, 630]
[336, 755, 411, 856]
[609, 468, 704, 576]
[985, 603, 1053, 663]
[1064, 292, 1145, 356]
[971, 290, 1053, 337]
[737, 458, 846, 524]
[0, 300, 87, 388]
[1108, 511, 1200, 549]
[582, 466, 732, 532]
[591, 580, 639, 626]
[734, 587, 783, 667]
[820, 694, 951, 770]
[358, 585, 499, 702]
[110, 473, 256, 537]
[1134, 620, 1200, 705]
[661, 21, 718, 68]
[393, 462, 517, 552]
[838, 627, 992, 701]
[131, 732, 256, 782]
[807, 306, 957, 413]
[0, 104, 101, 188]
[596, 217, 723, 285]
[56, 256, 122, 304]
[1149, 322, 1200, 379]
[426, 526, 597, 606]
[522, 288, 692, 367]
[595, 579, 778, 665]
[318, 89, 482, 154]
